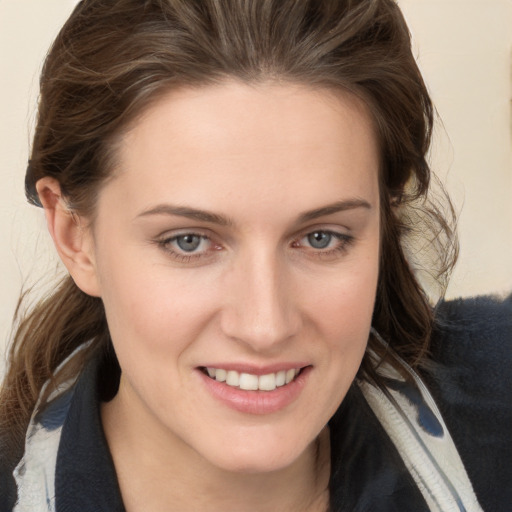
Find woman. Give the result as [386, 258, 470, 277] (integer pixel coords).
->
[0, 0, 510, 511]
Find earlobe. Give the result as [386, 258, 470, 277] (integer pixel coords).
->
[36, 177, 101, 297]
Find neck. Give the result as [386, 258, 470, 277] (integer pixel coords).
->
[101, 386, 330, 512]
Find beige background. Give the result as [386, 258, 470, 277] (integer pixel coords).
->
[1, 0, 511, 371]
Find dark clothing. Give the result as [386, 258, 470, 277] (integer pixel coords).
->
[1, 295, 511, 511]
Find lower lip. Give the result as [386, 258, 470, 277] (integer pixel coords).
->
[198, 367, 311, 415]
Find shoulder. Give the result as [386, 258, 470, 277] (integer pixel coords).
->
[423, 294, 512, 510]
[427, 294, 511, 408]
[432, 293, 511, 352]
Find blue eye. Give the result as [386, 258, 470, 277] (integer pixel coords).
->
[307, 231, 333, 249]
[175, 234, 202, 252]
[293, 229, 354, 259]
[156, 232, 221, 263]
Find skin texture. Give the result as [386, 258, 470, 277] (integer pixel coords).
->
[37, 82, 381, 511]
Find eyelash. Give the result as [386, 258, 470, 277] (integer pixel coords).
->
[155, 232, 219, 263]
[293, 231, 355, 259]
[155, 230, 354, 263]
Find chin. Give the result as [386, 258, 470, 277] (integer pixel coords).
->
[213, 453, 299, 475]
[198, 431, 317, 475]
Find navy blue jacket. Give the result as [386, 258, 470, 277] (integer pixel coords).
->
[1, 295, 511, 511]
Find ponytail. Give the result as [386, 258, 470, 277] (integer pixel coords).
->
[0, 276, 109, 457]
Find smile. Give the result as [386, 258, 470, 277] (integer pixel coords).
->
[202, 367, 302, 391]
[199, 365, 311, 414]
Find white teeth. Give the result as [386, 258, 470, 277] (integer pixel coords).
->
[206, 367, 301, 391]
[226, 370, 240, 387]
[239, 373, 259, 391]
[215, 369, 226, 382]
[275, 370, 286, 387]
[258, 373, 277, 391]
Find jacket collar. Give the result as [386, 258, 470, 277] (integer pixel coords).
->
[329, 384, 427, 511]
[16, 346, 477, 512]
[55, 356, 125, 512]
[54, 356, 427, 512]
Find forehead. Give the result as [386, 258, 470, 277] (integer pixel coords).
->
[105, 81, 380, 220]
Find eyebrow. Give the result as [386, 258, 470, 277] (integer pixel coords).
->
[137, 205, 233, 226]
[297, 198, 372, 223]
[136, 198, 372, 226]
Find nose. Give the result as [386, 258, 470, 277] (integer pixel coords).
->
[220, 249, 300, 353]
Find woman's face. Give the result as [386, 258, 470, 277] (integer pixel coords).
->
[88, 82, 380, 473]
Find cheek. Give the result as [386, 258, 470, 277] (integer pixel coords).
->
[97, 257, 221, 355]
[300, 253, 380, 397]
[305, 259, 379, 338]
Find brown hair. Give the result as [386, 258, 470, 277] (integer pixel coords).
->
[1, 0, 456, 457]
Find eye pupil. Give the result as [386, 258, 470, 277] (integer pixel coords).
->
[176, 234, 201, 252]
[308, 231, 331, 249]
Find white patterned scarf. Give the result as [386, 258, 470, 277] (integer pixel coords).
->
[13, 340, 483, 511]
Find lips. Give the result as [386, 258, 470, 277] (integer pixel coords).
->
[203, 367, 301, 391]
[199, 365, 311, 415]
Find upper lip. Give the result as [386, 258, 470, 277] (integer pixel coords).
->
[198, 363, 310, 375]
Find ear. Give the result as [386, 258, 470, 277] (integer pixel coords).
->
[36, 177, 101, 297]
